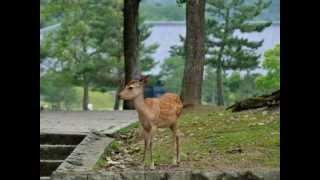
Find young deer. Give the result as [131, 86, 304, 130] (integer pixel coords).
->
[119, 75, 183, 169]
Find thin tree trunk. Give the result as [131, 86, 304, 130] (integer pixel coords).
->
[82, 80, 89, 111]
[55, 103, 62, 111]
[180, 0, 206, 107]
[214, 8, 231, 106]
[113, 85, 122, 110]
[123, 0, 141, 110]
[216, 60, 224, 106]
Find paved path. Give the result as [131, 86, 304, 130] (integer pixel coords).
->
[40, 111, 138, 135]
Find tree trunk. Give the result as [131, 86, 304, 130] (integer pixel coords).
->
[82, 81, 89, 111]
[180, 0, 206, 107]
[113, 85, 122, 110]
[216, 60, 224, 106]
[214, 8, 230, 106]
[123, 0, 141, 110]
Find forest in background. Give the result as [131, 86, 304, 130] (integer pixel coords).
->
[40, 0, 280, 110]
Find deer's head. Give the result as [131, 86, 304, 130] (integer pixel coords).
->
[119, 75, 149, 100]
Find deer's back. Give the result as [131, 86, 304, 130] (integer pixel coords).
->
[145, 93, 183, 128]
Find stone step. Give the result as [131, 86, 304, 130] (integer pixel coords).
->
[40, 145, 76, 160]
[40, 160, 63, 177]
[40, 133, 85, 145]
[40, 177, 50, 180]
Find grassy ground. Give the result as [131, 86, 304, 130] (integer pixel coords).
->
[95, 106, 280, 171]
[41, 87, 116, 111]
[74, 87, 116, 110]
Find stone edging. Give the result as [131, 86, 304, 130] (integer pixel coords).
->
[52, 169, 280, 180]
[53, 131, 112, 173]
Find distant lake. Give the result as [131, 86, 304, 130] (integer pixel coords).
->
[144, 21, 280, 75]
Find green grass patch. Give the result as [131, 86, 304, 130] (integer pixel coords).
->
[74, 87, 115, 110]
[118, 122, 140, 134]
[95, 106, 280, 171]
[41, 87, 116, 111]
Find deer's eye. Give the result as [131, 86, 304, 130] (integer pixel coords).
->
[128, 87, 133, 90]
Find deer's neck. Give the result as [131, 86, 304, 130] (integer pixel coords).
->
[133, 94, 153, 130]
[133, 94, 148, 114]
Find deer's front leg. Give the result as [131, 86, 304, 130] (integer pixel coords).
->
[143, 133, 151, 167]
[142, 138, 147, 163]
[176, 133, 180, 164]
[149, 139, 155, 170]
[149, 127, 157, 170]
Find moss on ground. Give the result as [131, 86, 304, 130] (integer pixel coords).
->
[95, 106, 279, 171]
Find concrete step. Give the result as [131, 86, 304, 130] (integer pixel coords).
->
[40, 133, 85, 145]
[40, 160, 63, 177]
[40, 177, 50, 180]
[40, 145, 76, 160]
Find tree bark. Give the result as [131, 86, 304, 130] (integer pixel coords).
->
[180, 0, 206, 107]
[123, 0, 141, 110]
[82, 80, 89, 111]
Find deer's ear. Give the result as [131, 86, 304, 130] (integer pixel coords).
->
[139, 75, 149, 84]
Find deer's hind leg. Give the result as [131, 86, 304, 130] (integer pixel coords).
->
[170, 123, 180, 165]
[142, 137, 147, 163]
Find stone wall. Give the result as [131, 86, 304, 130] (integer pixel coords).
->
[52, 169, 280, 180]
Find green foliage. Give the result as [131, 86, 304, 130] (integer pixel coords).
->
[118, 122, 139, 134]
[202, 66, 217, 104]
[249, 0, 279, 21]
[109, 141, 121, 152]
[206, 0, 272, 105]
[201, 67, 265, 106]
[256, 44, 280, 93]
[162, 0, 274, 106]
[40, 0, 66, 28]
[169, 35, 185, 57]
[159, 56, 184, 94]
[206, 0, 272, 71]
[41, 0, 159, 110]
[157, 35, 185, 95]
[41, 0, 117, 84]
[139, 16, 160, 72]
[40, 0, 124, 110]
[224, 71, 263, 105]
[40, 70, 80, 110]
